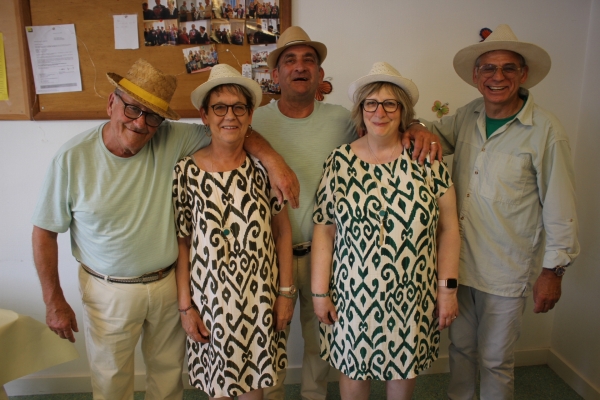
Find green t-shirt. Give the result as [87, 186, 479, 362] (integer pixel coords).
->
[485, 94, 528, 138]
[252, 100, 357, 244]
[32, 121, 210, 276]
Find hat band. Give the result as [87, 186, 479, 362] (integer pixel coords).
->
[284, 39, 308, 46]
[118, 78, 169, 111]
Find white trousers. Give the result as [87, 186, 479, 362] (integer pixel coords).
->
[263, 254, 330, 400]
[78, 266, 186, 400]
[447, 285, 527, 400]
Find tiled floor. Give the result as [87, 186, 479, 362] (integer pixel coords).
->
[9, 365, 583, 399]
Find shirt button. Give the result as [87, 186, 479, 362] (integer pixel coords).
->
[481, 148, 485, 151]
[475, 171, 479, 174]
[466, 194, 470, 197]
[460, 216, 464, 220]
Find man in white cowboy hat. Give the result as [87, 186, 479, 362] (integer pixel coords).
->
[252, 26, 440, 400]
[415, 24, 579, 399]
[31, 59, 298, 399]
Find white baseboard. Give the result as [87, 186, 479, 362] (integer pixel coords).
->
[548, 349, 600, 400]
[1, 348, 580, 396]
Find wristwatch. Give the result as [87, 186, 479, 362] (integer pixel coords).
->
[438, 279, 458, 289]
[550, 266, 567, 277]
[279, 284, 297, 298]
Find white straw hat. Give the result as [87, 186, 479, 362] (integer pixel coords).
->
[347, 62, 419, 106]
[107, 59, 180, 120]
[453, 24, 551, 89]
[190, 64, 262, 110]
[266, 26, 327, 70]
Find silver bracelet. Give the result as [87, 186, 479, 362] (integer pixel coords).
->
[311, 292, 330, 298]
[406, 120, 426, 129]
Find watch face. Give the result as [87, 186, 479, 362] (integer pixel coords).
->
[554, 267, 566, 277]
[446, 279, 458, 289]
[289, 285, 297, 295]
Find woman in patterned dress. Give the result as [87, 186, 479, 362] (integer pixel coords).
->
[173, 64, 294, 400]
[311, 62, 460, 400]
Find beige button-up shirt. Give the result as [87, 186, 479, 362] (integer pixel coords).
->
[424, 89, 579, 297]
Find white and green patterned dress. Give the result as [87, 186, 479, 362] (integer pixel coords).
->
[173, 155, 287, 397]
[313, 144, 451, 380]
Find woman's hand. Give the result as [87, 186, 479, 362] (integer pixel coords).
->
[313, 296, 338, 325]
[436, 288, 458, 330]
[180, 308, 210, 343]
[273, 295, 295, 331]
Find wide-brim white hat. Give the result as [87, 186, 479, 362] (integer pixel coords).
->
[266, 26, 327, 70]
[453, 24, 551, 89]
[348, 62, 419, 106]
[190, 64, 262, 110]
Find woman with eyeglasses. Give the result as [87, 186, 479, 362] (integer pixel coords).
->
[172, 64, 294, 400]
[311, 62, 461, 400]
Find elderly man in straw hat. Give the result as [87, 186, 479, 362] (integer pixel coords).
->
[411, 24, 580, 399]
[252, 27, 440, 400]
[31, 59, 298, 399]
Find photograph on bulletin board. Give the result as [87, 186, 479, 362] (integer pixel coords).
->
[183, 45, 218, 73]
[246, 0, 279, 20]
[144, 20, 181, 46]
[246, 19, 278, 44]
[210, 18, 244, 45]
[250, 44, 279, 94]
[177, 0, 214, 21]
[181, 20, 211, 44]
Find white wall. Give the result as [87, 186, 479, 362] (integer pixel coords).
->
[1, 0, 598, 396]
[548, 0, 600, 398]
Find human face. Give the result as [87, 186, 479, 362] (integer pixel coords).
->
[104, 91, 161, 157]
[272, 45, 323, 101]
[473, 50, 528, 111]
[362, 86, 402, 139]
[200, 88, 252, 147]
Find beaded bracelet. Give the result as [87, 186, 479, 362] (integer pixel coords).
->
[178, 305, 194, 315]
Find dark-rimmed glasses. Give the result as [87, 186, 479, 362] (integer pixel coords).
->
[209, 103, 250, 117]
[115, 93, 165, 128]
[362, 99, 401, 113]
[477, 63, 523, 78]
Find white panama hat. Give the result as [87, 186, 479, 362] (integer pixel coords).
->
[190, 64, 263, 110]
[347, 62, 419, 106]
[453, 24, 551, 89]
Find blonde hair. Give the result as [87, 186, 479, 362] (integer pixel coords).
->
[350, 82, 414, 133]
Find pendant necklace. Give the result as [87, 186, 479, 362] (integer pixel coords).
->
[210, 149, 244, 243]
[366, 135, 399, 246]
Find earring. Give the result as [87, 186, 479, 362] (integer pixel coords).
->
[245, 124, 253, 138]
[203, 124, 211, 137]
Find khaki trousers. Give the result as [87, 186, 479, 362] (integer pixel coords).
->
[263, 254, 330, 400]
[448, 285, 527, 400]
[78, 266, 186, 400]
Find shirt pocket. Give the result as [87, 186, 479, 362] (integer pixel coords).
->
[478, 152, 530, 205]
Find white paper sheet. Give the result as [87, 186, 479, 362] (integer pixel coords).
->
[114, 14, 139, 50]
[25, 24, 82, 94]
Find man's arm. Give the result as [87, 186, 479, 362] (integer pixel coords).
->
[402, 123, 443, 164]
[244, 128, 300, 208]
[32, 226, 78, 342]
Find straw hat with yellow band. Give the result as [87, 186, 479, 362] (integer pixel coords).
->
[106, 58, 181, 120]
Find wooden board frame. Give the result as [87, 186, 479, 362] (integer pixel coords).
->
[1, 0, 290, 121]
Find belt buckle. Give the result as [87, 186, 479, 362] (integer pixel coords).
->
[293, 241, 311, 257]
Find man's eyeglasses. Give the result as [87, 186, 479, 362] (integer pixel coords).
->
[477, 63, 523, 79]
[115, 93, 165, 128]
[362, 99, 401, 113]
[209, 103, 250, 117]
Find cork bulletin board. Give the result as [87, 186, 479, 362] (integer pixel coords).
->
[0, 0, 291, 120]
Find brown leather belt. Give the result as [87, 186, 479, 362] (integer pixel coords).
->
[292, 241, 311, 257]
[80, 262, 175, 284]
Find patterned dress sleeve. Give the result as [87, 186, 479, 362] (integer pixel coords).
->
[426, 157, 453, 199]
[251, 155, 283, 216]
[313, 150, 337, 225]
[172, 157, 194, 237]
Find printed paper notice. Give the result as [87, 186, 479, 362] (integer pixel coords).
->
[25, 24, 82, 94]
[0, 33, 8, 100]
[114, 14, 139, 50]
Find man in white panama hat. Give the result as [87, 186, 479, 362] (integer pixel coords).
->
[31, 59, 298, 399]
[253, 26, 440, 400]
[414, 24, 579, 399]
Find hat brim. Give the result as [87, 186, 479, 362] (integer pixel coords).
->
[106, 72, 181, 120]
[347, 74, 419, 106]
[266, 41, 328, 70]
[190, 74, 263, 111]
[453, 40, 551, 89]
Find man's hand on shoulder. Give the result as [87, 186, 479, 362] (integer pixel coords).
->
[268, 155, 300, 208]
[533, 268, 563, 313]
[401, 121, 443, 164]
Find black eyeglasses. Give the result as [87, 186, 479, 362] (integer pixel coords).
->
[115, 93, 165, 128]
[209, 103, 249, 117]
[362, 99, 401, 113]
[477, 63, 523, 78]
